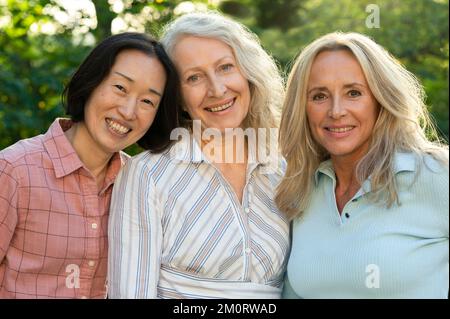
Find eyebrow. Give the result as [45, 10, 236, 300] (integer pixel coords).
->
[307, 82, 366, 94]
[182, 55, 235, 76]
[343, 82, 366, 89]
[114, 71, 162, 97]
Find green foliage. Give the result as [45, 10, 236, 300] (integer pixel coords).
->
[0, 0, 92, 148]
[0, 0, 448, 155]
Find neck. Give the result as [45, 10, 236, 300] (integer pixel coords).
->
[332, 158, 357, 190]
[200, 130, 248, 165]
[331, 148, 369, 195]
[64, 122, 113, 179]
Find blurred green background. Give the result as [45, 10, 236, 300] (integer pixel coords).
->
[1, 0, 448, 155]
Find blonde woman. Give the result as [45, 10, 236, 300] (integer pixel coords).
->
[108, 12, 289, 299]
[277, 32, 448, 298]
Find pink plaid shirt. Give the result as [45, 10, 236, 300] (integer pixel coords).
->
[0, 118, 128, 299]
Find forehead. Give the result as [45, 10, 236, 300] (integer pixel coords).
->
[309, 49, 367, 83]
[109, 49, 166, 89]
[172, 36, 235, 67]
[112, 49, 153, 69]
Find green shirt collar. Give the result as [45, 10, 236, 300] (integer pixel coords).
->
[314, 152, 418, 190]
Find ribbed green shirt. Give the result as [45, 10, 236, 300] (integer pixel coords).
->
[283, 152, 449, 298]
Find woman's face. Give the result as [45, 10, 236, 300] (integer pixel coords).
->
[172, 36, 251, 132]
[306, 49, 379, 163]
[81, 49, 167, 155]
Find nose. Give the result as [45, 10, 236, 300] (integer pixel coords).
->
[328, 96, 347, 119]
[117, 98, 137, 121]
[207, 75, 227, 98]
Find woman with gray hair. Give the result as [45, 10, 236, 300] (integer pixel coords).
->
[278, 32, 448, 298]
[108, 11, 289, 299]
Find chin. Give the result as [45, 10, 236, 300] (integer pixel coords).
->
[102, 142, 123, 154]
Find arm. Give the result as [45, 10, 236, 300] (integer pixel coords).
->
[281, 273, 302, 299]
[107, 157, 162, 299]
[0, 157, 19, 262]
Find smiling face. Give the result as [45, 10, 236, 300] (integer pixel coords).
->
[171, 36, 251, 132]
[79, 49, 167, 156]
[306, 49, 380, 163]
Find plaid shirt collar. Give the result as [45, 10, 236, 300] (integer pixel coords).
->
[42, 118, 128, 184]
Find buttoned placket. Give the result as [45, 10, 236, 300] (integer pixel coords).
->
[78, 170, 104, 298]
[328, 176, 367, 225]
[210, 162, 259, 282]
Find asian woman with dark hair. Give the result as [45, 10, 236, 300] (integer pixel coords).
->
[0, 32, 180, 299]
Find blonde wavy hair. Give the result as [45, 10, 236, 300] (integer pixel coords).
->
[276, 32, 448, 220]
[160, 11, 284, 130]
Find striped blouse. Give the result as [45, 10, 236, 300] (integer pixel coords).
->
[107, 137, 290, 299]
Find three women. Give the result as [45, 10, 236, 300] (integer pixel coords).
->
[2, 11, 446, 300]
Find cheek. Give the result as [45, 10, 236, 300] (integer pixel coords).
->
[360, 103, 379, 131]
[182, 88, 203, 113]
[83, 102, 96, 125]
[306, 105, 321, 128]
[232, 76, 250, 99]
[136, 112, 157, 135]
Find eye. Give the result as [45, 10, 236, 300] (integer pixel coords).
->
[220, 63, 234, 72]
[348, 89, 362, 97]
[312, 92, 327, 101]
[141, 99, 155, 107]
[187, 74, 201, 83]
[114, 84, 126, 93]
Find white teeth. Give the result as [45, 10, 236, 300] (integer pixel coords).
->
[106, 119, 131, 135]
[328, 127, 353, 133]
[207, 100, 234, 112]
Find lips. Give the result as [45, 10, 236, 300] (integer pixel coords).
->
[106, 118, 131, 135]
[205, 98, 235, 113]
[325, 126, 355, 133]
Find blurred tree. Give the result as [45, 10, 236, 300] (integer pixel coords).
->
[0, 0, 92, 148]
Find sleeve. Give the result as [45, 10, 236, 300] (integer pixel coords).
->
[281, 272, 302, 299]
[107, 158, 162, 299]
[0, 157, 19, 262]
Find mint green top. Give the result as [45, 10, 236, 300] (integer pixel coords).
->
[283, 152, 449, 299]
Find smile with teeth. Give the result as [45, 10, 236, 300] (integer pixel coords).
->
[206, 99, 234, 113]
[106, 118, 131, 135]
[326, 126, 354, 133]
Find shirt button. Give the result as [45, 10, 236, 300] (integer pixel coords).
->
[88, 260, 95, 267]
[91, 223, 98, 229]
[245, 248, 251, 254]
[345, 213, 350, 218]
[352, 198, 358, 202]
[244, 208, 250, 213]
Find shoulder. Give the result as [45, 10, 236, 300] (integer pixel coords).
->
[0, 135, 45, 166]
[398, 152, 449, 211]
[126, 147, 174, 170]
[0, 137, 44, 186]
[117, 147, 176, 181]
[415, 153, 449, 187]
